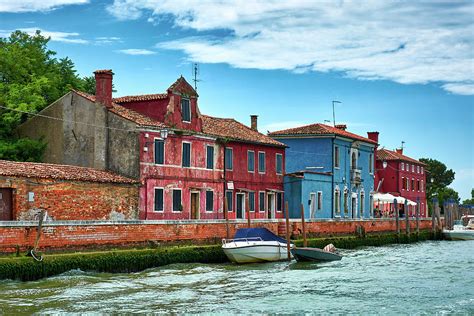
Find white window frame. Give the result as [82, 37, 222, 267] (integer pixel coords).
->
[181, 97, 191, 123]
[417, 165, 420, 173]
[153, 137, 165, 165]
[334, 146, 340, 169]
[182, 141, 192, 168]
[248, 191, 255, 212]
[205, 190, 214, 213]
[225, 147, 233, 171]
[360, 190, 365, 218]
[205, 145, 215, 170]
[276, 153, 283, 175]
[412, 178, 415, 191]
[171, 188, 182, 213]
[258, 151, 266, 174]
[259, 191, 266, 212]
[401, 162, 404, 171]
[225, 190, 233, 212]
[421, 167, 424, 174]
[247, 150, 255, 173]
[317, 191, 323, 210]
[421, 180, 424, 192]
[334, 188, 341, 216]
[153, 187, 164, 212]
[310, 193, 316, 218]
[411, 164, 415, 172]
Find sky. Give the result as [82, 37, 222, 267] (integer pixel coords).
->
[0, 0, 473, 200]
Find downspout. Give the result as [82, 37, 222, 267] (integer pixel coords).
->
[144, 178, 148, 220]
[331, 138, 334, 219]
[223, 142, 226, 220]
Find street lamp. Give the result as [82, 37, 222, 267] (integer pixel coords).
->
[382, 160, 388, 169]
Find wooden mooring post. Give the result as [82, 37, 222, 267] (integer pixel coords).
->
[285, 201, 291, 261]
[394, 198, 400, 237]
[405, 199, 410, 237]
[246, 194, 251, 228]
[431, 198, 437, 235]
[300, 203, 307, 247]
[224, 197, 230, 239]
[416, 197, 420, 235]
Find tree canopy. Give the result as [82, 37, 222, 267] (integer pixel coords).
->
[0, 30, 94, 162]
[419, 157, 459, 207]
[462, 189, 474, 205]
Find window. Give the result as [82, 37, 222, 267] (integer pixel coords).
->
[206, 146, 214, 169]
[334, 146, 340, 168]
[181, 98, 191, 122]
[360, 191, 365, 216]
[421, 167, 424, 174]
[258, 152, 266, 173]
[225, 148, 233, 170]
[412, 164, 415, 172]
[182, 142, 191, 167]
[310, 193, 316, 218]
[172, 190, 182, 212]
[411, 178, 415, 191]
[259, 192, 265, 212]
[206, 191, 214, 212]
[154, 188, 164, 212]
[417, 180, 420, 191]
[421, 180, 424, 192]
[406, 178, 410, 191]
[401, 162, 404, 171]
[276, 153, 283, 175]
[417, 165, 420, 173]
[370, 194, 374, 218]
[317, 191, 322, 210]
[225, 191, 233, 212]
[335, 189, 341, 215]
[154, 140, 165, 164]
[343, 190, 348, 216]
[276, 192, 282, 211]
[402, 177, 405, 190]
[351, 152, 357, 170]
[247, 151, 255, 172]
[369, 154, 373, 173]
[249, 192, 255, 212]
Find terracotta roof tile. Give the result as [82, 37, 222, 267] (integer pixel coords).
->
[269, 123, 377, 145]
[0, 160, 139, 184]
[202, 115, 285, 147]
[377, 149, 426, 165]
[113, 93, 168, 103]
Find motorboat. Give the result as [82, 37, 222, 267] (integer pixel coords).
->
[222, 228, 294, 263]
[291, 243, 342, 262]
[443, 215, 474, 240]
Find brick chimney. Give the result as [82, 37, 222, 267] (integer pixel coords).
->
[250, 115, 258, 131]
[335, 124, 347, 131]
[367, 132, 379, 144]
[94, 69, 113, 108]
[396, 148, 403, 155]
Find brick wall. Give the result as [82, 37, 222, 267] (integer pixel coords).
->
[0, 176, 139, 221]
[0, 219, 434, 253]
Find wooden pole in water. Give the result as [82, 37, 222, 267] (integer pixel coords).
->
[416, 197, 420, 235]
[432, 198, 437, 234]
[33, 209, 46, 251]
[285, 201, 291, 261]
[405, 199, 409, 237]
[224, 196, 230, 239]
[246, 194, 251, 228]
[394, 198, 399, 237]
[300, 203, 307, 247]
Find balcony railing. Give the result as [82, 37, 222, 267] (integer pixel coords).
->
[351, 168, 362, 183]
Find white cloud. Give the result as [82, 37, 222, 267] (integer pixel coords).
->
[0, 27, 88, 44]
[95, 36, 122, 45]
[0, 0, 88, 13]
[108, 0, 474, 95]
[117, 48, 156, 55]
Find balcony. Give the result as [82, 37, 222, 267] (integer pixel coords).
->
[351, 168, 362, 184]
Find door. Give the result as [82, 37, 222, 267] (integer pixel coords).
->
[190, 192, 199, 220]
[267, 193, 275, 219]
[236, 193, 245, 219]
[0, 188, 13, 221]
[351, 196, 357, 219]
[310, 193, 316, 218]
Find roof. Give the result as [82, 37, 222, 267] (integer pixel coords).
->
[268, 123, 377, 145]
[0, 160, 139, 184]
[377, 149, 426, 165]
[74, 90, 168, 129]
[113, 93, 168, 103]
[201, 115, 285, 147]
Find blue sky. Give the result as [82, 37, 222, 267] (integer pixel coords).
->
[1, 0, 473, 199]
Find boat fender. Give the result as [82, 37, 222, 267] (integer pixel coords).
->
[323, 244, 336, 253]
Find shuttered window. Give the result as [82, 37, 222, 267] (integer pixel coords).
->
[258, 152, 265, 173]
[206, 191, 214, 211]
[259, 192, 265, 212]
[206, 146, 214, 169]
[276, 192, 282, 211]
[249, 192, 255, 212]
[226, 191, 233, 212]
[276, 154, 282, 174]
[154, 188, 163, 212]
[248, 151, 255, 172]
[154, 140, 164, 164]
[172, 190, 182, 212]
[181, 98, 191, 122]
[182, 142, 191, 167]
[225, 148, 233, 170]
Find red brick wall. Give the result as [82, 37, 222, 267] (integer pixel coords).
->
[0, 177, 138, 221]
[0, 219, 434, 253]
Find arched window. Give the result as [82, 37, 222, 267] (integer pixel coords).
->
[351, 152, 357, 170]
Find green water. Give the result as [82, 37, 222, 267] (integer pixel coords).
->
[0, 240, 473, 315]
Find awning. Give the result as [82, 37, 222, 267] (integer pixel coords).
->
[374, 193, 418, 205]
[266, 188, 284, 193]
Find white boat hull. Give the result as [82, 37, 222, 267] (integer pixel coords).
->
[443, 229, 474, 241]
[222, 241, 293, 263]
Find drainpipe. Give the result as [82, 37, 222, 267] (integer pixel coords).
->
[331, 138, 334, 219]
[144, 178, 148, 220]
[223, 143, 226, 220]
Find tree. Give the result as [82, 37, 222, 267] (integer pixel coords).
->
[0, 30, 89, 162]
[462, 189, 474, 205]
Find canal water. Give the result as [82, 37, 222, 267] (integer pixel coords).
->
[0, 240, 473, 314]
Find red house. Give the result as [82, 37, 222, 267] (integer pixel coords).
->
[375, 148, 427, 217]
[110, 74, 286, 220]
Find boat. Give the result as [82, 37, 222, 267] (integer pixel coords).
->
[222, 227, 294, 263]
[291, 244, 342, 262]
[443, 215, 474, 240]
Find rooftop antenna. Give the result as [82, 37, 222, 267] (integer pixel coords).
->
[401, 141, 405, 150]
[332, 100, 341, 127]
[192, 63, 201, 91]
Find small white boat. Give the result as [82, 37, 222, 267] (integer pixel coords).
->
[443, 215, 474, 241]
[222, 228, 294, 263]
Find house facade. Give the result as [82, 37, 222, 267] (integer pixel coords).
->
[270, 124, 378, 219]
[375, 148, 427, 217]
[18, 70, 285, 220]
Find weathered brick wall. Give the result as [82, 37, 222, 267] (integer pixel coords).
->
[0, 219, 434, 253]
[0, 177, 139, 221]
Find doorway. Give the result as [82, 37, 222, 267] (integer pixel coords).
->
[0, 188, 13, 221]
[267, 193, 275, 219]
[351, 195, 357, 219]
[236, 193, 245, 219]
[190, 192, 200, 220]
[309, 193, 316, 218]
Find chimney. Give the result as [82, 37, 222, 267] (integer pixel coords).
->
[94, 69, 113, 108]
[335, 124, 347, 131]
[396, 148, 403, 155]
[367, 132, 379, 144]
[250, 115, 258, 131]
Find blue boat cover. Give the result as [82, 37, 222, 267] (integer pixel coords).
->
[234, 228, 288, 244]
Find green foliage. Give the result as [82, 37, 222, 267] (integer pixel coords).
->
[419, 158, 458, 209]
[462, 189, 474, 205]
[0, 30, 89, 162]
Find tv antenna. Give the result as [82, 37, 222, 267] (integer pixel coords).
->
[332, 100, 341, 127]
[192, 63, 201, 91]
[401, 141, 405, 150]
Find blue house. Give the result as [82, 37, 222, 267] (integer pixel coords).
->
[269, 124, 378, 219]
